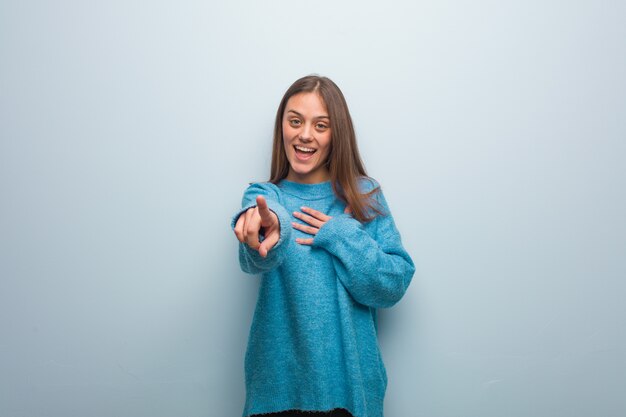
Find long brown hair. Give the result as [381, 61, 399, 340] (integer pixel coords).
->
[269, 75, 381, 222]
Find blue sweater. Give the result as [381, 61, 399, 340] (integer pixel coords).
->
[231, 178, 415, 417]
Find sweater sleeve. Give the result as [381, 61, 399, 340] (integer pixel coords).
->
[231, 182, 292, 274]
[311, 189, 415, 308]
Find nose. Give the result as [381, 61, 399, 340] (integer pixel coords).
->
[299, 123, 314, 142]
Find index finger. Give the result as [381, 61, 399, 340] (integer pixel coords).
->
[256, 195, 275, 226]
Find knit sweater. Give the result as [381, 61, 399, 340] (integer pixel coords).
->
[231, 178, 415, 417]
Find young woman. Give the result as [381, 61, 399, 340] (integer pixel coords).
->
[231, 75, 415, 417]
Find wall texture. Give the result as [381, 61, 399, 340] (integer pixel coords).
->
[1, 1, 624, 416]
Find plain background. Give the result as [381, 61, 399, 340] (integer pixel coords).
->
[1, 1, 625, 416]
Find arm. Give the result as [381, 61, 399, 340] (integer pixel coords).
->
[231, 183, 292, 274]
[311, 191, 415, 308]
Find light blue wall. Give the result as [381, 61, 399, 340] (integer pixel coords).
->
[1, 1, 625, 416]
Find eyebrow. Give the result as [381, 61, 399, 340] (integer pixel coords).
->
[286, 109, 330, 119]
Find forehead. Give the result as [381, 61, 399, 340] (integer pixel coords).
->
[285, 92, 328, 115]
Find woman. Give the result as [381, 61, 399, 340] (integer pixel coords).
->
[232, 75, 415, 417]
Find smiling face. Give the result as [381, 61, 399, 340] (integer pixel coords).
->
[282, 92, 332, 184]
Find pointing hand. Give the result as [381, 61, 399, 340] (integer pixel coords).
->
[234, 196, 280, 257]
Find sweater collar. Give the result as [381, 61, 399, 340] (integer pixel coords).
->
[278, 179, 335, 200]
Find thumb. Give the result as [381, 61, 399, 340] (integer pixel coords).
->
[258, 229, 279, 258]
[256, 196, 276, 227]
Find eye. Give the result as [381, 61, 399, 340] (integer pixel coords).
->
[289, 119, 302, 127]
[316, 122, 329, 130]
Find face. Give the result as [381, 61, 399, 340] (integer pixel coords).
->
[282, 92, 332, 184]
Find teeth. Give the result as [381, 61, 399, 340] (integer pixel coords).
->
[295, 145, 316, 153]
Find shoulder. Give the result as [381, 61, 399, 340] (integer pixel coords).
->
[240, 181, 282, 204]
[357, 176, 391, 219]
[358, 176, 385, 205]
[357, 176, 381, 194]
[244, 181, 281, 194]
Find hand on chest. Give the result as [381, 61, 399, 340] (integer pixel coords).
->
[287, 200, 347, 242]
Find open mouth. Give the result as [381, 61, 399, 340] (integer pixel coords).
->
[294, 145, 317, 160]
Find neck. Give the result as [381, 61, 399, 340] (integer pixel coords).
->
[286, 167, 330, 184]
